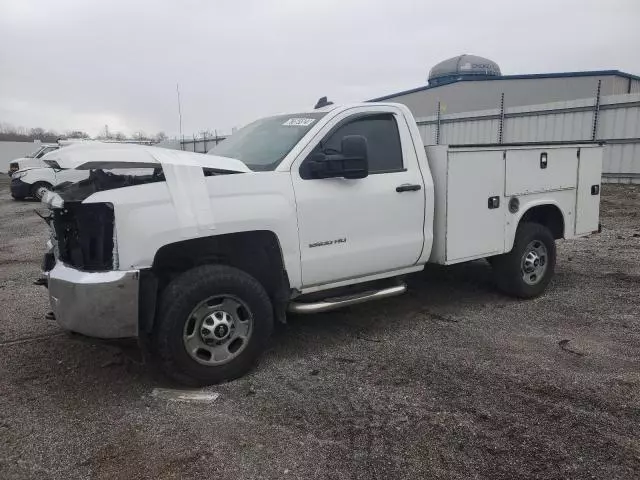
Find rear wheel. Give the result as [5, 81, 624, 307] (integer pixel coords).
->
[153, 264, 273, 386]
[492, 222, 556, 298]
[31, 182, 52, 201]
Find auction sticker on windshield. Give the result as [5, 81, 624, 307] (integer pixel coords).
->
[282, 118, 316, 127]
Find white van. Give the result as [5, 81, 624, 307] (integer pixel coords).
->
[9, 142, 99, 200]
[9, 140, 148, 200]
[7, 144, 59, 175]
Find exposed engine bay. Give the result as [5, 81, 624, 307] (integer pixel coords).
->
[54, 167, 237, 202]
[52, 202, 115, 271]
[53, 168, 163, 201]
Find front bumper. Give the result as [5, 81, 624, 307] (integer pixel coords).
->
[48, 262, 140, 338]
[10, 178, 31, 198]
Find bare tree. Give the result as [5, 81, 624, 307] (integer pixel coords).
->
[66, 130, 90, 139]
[154, 131, 168, 142]
[132, 131, 151, 141]
[0, 122, 58, 142]
[30, 127, 46, 139]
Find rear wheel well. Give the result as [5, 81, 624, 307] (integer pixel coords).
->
[143, 231, 290, 332]
[519, 204, 565, 240]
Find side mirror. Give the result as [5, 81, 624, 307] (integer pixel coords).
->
[310, 135, 369, 179]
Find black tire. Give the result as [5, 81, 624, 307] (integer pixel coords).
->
[11, 195, 26, 201]
[31, 182, 52, 201]
[491, 222, 556, 298]
[153, 264, 273, 386]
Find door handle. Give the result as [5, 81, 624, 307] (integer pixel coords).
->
[396, 184, 422, 193]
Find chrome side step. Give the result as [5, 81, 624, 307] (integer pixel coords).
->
[288, 283, 407, 314]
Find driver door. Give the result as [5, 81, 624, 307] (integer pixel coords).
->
[291, 109, 425, 287]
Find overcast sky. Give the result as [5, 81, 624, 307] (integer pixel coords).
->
[1, 0, 639, 137]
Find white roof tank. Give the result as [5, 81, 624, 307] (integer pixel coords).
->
[428, 54, 501, 86]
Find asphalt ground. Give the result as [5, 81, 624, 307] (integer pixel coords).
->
[0, 174, 639, 479]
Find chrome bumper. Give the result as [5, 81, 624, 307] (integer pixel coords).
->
[48, 262, 140, 338]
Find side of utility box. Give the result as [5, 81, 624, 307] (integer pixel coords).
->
[425, 144, 603, 265]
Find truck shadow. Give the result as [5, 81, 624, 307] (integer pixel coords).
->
[272, 259, 503, 355]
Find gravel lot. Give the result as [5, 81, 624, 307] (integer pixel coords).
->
[0, 174, 639, 479]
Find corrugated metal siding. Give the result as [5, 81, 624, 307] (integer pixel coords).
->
[610, 76, 631, 95]
[388, 75, 610, 118]
[418, 123, 438, 145]
[440, 118, 500, 144]
[598, 98, 640, 139]
[603, 143, 640, 184]
[610, 77, 640, 95]
[416, 93, 640, 184]
[505, 110, 592, 142]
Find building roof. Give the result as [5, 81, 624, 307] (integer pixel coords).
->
[369, 70, 640, 102]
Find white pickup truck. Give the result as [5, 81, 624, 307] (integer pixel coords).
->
[40, 102, 603, 386]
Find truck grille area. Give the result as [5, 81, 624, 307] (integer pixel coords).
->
[52, 203, 115, 271]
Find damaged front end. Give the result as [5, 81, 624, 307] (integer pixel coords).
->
[52, 202, 116, 271]
[40, 171, 155, 338]
[42, 195, 140, 338]
[39, 143, 249, 339]
[39, 169, 163, 338]
[41, 167, 164, 272]
[51, 167, 166, 202]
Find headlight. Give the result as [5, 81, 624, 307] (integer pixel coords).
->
[12, 171, 27, 179]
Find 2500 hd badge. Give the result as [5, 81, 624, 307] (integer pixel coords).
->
[309, 237, 347, 248]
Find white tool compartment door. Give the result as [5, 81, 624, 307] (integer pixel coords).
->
[446, 150, 505, 262]
[575, 147, 603, 235]
[505, 147, 578, 195]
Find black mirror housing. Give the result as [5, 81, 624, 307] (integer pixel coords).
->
[309, 135, 369, 179]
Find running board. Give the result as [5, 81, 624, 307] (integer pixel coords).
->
[288, 283, 407, 314]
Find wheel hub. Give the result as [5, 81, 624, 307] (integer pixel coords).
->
[523, 251, 541, 273]
[182, 295, 253, 366]
[200, 311, 233, 343]
[521, 240, 548, 285]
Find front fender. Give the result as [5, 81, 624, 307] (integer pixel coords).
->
[85, 171, 303, 289]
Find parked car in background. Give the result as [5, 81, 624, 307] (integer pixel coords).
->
[7, 144, 59, 175]
[10, 164, 89, 200]
[10, 140, 162, 200]
[9, 140, 105, 200]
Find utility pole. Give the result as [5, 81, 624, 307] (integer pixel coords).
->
[176, 83, 184, 150]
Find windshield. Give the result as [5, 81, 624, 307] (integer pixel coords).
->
[25, 146, 46, 158]
[207, 112, 326, 171]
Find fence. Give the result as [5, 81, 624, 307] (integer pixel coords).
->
[180, 134, 227, 153]
[416, 87, 640, 184]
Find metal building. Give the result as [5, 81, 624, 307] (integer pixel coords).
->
[371, 55, 640, 183]
[371, 54, 640, 116]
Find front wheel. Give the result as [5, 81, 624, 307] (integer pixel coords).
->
[153, 264, 273, 386]
[31, 182, 52, 201]
[491, 222, 556, 298]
